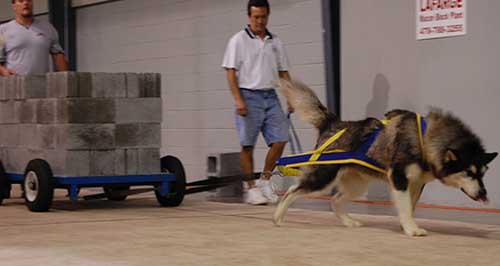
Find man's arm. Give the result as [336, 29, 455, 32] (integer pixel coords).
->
[279, 71, 294, 113]
[51, 53, 69, 72]
[0, 65, 15, 76]
[226, 68, 247, 116]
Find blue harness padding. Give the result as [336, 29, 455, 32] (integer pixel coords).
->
[276, 115, 427, 175]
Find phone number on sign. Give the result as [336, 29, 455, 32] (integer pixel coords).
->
[420, 24, 464, 34]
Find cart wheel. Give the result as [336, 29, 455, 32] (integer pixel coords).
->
[23, 159, 54, 212]
[155, 156, 186, 207]
[103, 185, 129, 201]
[0, 161, 11, 206]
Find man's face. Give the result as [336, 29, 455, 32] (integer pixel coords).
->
[13, 0, 34, 18]
[248, 6, 269, 35]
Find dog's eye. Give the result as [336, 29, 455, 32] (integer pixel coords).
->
[466, 170, 475, 177]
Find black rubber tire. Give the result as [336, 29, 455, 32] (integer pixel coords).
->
[155, 156, 186, 207]
[103, 185, 129, 201]
[0, 161, 11, 206]
[23, 159, 54, 212]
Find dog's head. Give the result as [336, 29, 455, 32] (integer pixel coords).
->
[437, 149, 497, 203]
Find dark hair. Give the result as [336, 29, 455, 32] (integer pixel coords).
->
[247, 0, 270, 16]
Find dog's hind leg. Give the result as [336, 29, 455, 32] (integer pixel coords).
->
[273, 184, 304, 226]
[331, 170, 369, 228]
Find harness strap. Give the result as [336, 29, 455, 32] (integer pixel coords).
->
[310, 128, 347, 162]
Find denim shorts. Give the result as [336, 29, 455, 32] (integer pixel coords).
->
[235, 88, 289, 147]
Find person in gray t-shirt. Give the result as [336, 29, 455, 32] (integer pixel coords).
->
[0, 0, 68, 76]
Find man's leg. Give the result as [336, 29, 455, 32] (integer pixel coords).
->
[261, 141, 287, 180]
[240, 146, 255, 187]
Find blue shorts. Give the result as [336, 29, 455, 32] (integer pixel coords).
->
[235, 88, 289, 147]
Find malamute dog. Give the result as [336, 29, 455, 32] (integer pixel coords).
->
[274, 79, 497, 237]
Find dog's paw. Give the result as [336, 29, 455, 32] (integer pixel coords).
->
[404, 227, 428, 237]
[273, 214, 283, 227]
[342, 218, 363, 228]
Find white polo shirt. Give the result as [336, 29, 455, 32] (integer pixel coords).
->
[0, 19, 64, 75]
[222, 25, 289, 90]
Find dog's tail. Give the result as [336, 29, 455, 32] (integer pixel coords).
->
[279, 79, 338, 131]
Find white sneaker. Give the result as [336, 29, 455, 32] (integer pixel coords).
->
[256, 179, 279, 204]
[244, 187, 268, 205]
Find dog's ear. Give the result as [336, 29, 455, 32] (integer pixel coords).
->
[482, 152, 498, 165]
[444, 149, 459, 163]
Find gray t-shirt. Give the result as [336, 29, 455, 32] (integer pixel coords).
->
[0, 19, 64, 75]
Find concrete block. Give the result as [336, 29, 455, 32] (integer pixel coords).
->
[113, 149, 139, 175]
[207, 152, 243, 198]
[90, 150, 115, 176]
[37, 125, 56, 149]
[56, 124, 115, 150]
[125, 149, 139, 174]
[77, 72, 93, 97]
[47, 72, 78, 98]
[138, 148, 160, 174]
[3, 76, 17, 100]
[115, 98, 161, 124]
[91, 73, 126, 98]
[0, 125, 19, 147]
[57, 98, 115, 123]
[114, 149, 126, 175]
[139, 73, 161, 97]
[49, 150, 91, 177]
[115, 123, 160, 148]
[126, 73, 140, 98]
[17, 75, 46, 99]
[3, 148, 45, 174]
[0, 101, 18, 124]
[0, 77, 6, 101]
[18, 124, 37, 148]
[36, 99, 58, 124]
[207, 152, 242, 177]
[15, 99, 38, 124]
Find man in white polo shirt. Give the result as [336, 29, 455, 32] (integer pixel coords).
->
[0, 0, 68, 76]
[222, 0, 293, 205]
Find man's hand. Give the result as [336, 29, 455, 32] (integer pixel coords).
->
[236, 99, 248, 116]
[0, 67, 15, 76]
[287, 102, 295, 113]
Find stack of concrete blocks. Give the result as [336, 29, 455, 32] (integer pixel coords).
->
[0, 72, 162, 177]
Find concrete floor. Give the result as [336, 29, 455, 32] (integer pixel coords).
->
[1, 188, 500, 266]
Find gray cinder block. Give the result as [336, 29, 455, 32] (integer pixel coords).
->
[0, 77, 6, 101]
[138, 148, 160, 174]
[56, 124, 115, 150]
[17, 75, 46, 99]
[91, 73, 126, 98]
[114, 149, 139, 175]
[115, 123, 160, 148]
[207, 152, 244, 198]
[3, 76, 17, 100]
[57, 98, 116, 124]
[126, 73, 140, 98]
[115, 98, 162, 124]
[15, 99, 38, 124]
[47, 72, 78, 98]
[139, 73, 161, 98]
[90, 150, 115, 176]
[0, 125, 19, 147]
[50, 150, 91, 177]
[36, 99, 58, 124]
[0, 101, 18, 124]
[18, 124, 37, 149]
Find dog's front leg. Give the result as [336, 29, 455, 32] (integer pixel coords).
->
[390, 164, 428, 237]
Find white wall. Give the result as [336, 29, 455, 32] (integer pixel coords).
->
[76, 0, 325, 181]
[342, 0, 500, 208]
[0, 0, 48, 21]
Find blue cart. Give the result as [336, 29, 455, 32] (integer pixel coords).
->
[0, 156, 186, 212]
